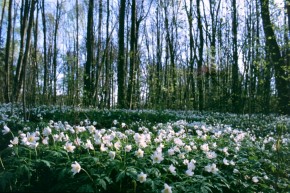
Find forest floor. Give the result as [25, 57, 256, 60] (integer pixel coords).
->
[0, 104, 289, 193]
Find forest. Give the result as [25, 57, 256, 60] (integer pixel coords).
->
[0, 0, 289, 114]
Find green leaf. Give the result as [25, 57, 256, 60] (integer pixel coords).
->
[36, 159, 52, 168]
[116, 170, 126, 182]
[97, 179, 107, 190]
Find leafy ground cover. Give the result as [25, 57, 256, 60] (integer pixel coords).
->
[0, 104, 289, 193]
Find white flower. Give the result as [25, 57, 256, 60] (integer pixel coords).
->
[204, 163, 218, 174]
[264, 175, 269, 180]
[135, 148, 144, 158]
[64, 142, 76, 153]
[230, 160, 235, 165]
[187, 160, 196, 170]
[151, 151, 164, 164]
[252, 176, 259, 183]
[42, 137, 49, 145]
[85, 139, 94, 150]
[178, 153, 185, 159]
[168, 148, 175, 156]
[200, 143, 209, 152]
[185, 169, 194, 176]
[74, 137, 82, 146]
[100, 143, 108, 152]
[87, 125, 96, 133]
[233, 169, 239, 174]
[125, 145, 132, 152]
[10, 137, 19, 146]
[2, 125, 10, 135]
[206, 151, 217, 159]
[183, 159, 189, 165]
[174, 138, 184, 146]
[114, 141, 122, 150]
[223, 158, 229, 165]
[196, 130, 203, 136]
[169, 164, 176, 175]
[184, 145, 192, 152]
[137, 172, 147, 183]
[109, 151, 116, 159]
[71, 161, 81, 175]
[161, 183, 172, 193]
[113, 120, 118, 125]
[42, 126, 51, 137]
[121, 123, 126, 128]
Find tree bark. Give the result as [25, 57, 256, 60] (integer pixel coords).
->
[260, 0, 290, 114]
[84, 0, 94, 106]
[197, 0, 204, 110]
[231, 0, 240, 113]
[117, 0, 126, 108]
[4, 0, 12, 103]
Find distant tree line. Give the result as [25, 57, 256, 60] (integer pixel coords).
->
[0, 0, 289, 114]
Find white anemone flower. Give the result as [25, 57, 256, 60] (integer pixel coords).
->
[169, 164, 176, 175]
[71, 161, 81, 175]
[85, 139, 94, 150]
[64, 142, 76, 153]
[137, 172, 147, 183]
[185, 169, 194, 176]
[204, 163, 219, 174]
[8, 137, 19, 147]
[161, 183, 172, 193]
[233, 169, 239, 174]
[184, 145, 192, 152]
[252, 176, 259, 183]
[200, 143, 209, 152]
[42, 126, 51, 137]
[151, 151, 164, 164]
[135, 148, 144, 158]
[2, 125, 10, 135]
[206, 151, 217, 159]
[109, 151, 116, 159]
[114, 141, 122, 150]
[125, 145, 132, 152]
[223, 158, 230, 165]
[168, 148, 175, 156]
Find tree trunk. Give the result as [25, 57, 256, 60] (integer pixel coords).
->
[231, 0, 240, 113]
[83, 0, 94, 106]
[127, 0, 137, 109]
[53, 0, 61, 104]
[0, 0, 6, 45]
[41, 0, 48, 103]
[260, 0, 290, 114]
[197, 0, 204, 110]
[4, 0, 12, 103]
[117, 0, 126, 108]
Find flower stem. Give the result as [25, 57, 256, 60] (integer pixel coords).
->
[81, 168, 97, 193]
[0, 156, 5, 170]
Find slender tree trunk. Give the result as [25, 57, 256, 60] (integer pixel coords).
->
[84, 0, 94, 106]
[4, 0, 12, 103]
[74, 0, 79, 106]
[0, 0, 6, 45]
[231, 0, 240, 113]
[41, 0, 48, 102]
[53, 0, 61, 104]
[105, 0, 110, 108]
[127, 0, 136, 109]
[197, 0, 204, 110]
[117, 0, 126, 108]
